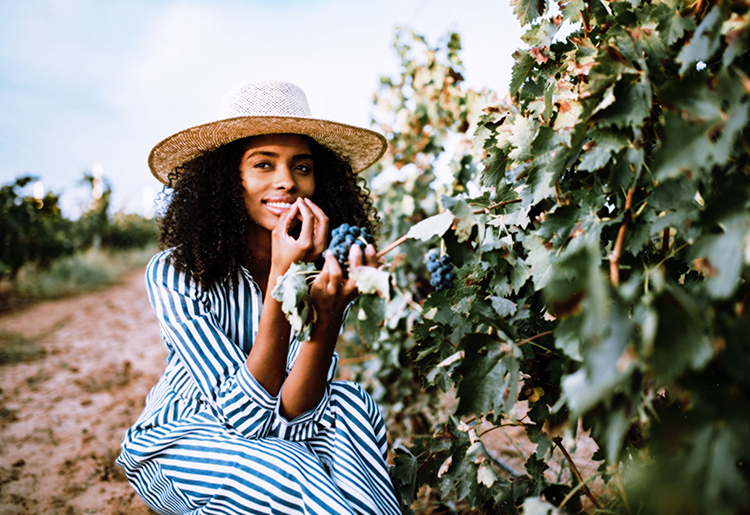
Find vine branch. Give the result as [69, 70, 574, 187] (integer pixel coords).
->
[376, 199, 522, 258]
[661, 227, 670, 255]
[339, 354, 377, 365]
[609, 188, 634, 287]
[515, 330, 553, 347]
[553, 436, 601, 509]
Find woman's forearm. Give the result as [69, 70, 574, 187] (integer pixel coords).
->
[245, 273, 293, 397]
[278, 313, 342, 420]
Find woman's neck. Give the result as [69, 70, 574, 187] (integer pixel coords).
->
[244, 224, 273, 294]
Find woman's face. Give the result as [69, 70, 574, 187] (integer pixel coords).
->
[239, 134, 315, 232]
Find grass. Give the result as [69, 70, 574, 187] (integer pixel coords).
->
[0, 329, 45, 365]
[2, 245, 157, 307]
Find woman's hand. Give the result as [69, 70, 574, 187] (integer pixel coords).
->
[309, 242, 379, 323]
[270, 198, 328, 275]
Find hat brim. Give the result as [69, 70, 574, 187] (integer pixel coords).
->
[149, 116, 388, 185]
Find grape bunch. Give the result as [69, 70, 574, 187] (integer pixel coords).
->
[328, 223, 375, 272]
[426, 250, 456, 291]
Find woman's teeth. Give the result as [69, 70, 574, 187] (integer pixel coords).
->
[266, 202, 292, 209]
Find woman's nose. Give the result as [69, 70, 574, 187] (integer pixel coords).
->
[273, 166, 297, 190]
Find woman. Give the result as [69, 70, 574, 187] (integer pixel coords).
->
[116, 81, 401, 515]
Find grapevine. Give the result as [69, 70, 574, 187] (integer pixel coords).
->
[361, 8, 750, 515]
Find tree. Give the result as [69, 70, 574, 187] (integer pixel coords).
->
[0, 176, 74, 280]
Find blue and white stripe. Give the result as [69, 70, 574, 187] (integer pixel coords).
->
[116, 250, 400, 515]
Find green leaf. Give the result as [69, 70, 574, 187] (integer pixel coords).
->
[653, 71, 750, 181]
[594, 78, 652, 129]
[561, 299, 636, 416]
[578, 130, 628, 172]
[689, 214, 750, 299]
[560, 0, 585, 21]
[271, 262, 317, 342]
[350, 267, 393, 301]
[391, 448, 418, 509]
[553, 316, 583, 361]
[510, 51, 537, 97]
[525, 235, 554, 291]
[355, 294, 386, 348]
[656, 4, 697, 46]
[651, 286, 713, 387]
[676, 5, 723, 75]
[511, 0, 546, 27]
[490, 296, 517, 317]
[522, 17, 563, 47]
[456, 337, 507, 416]
[405, 210, 454, 241]
[508, 115, 540, 162]
[522, 497, 559, 515]
[443, 196, 477, 243]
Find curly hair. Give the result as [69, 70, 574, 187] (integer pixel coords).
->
[158, 136, 380, 290]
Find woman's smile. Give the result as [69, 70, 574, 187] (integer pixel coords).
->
[262, 197, 297, 215]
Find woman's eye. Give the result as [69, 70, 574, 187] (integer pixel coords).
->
[296, 164, 312, 174]
[254, 162, 271, 169]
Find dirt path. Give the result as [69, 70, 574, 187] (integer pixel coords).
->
[0, 269, 162, 515]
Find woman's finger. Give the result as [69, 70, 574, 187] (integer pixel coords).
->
[324, 251, 343, 293]
[364, 244, 378, 268]
[303, 198, 329, 254]
[348, 243, 363, 268]
[294, 198, 315, 247]
[279, 201, 301, 236]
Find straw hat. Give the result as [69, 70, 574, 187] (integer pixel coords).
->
[148, 81, 388, 185]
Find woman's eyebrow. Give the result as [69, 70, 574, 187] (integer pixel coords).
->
[244, 151, 313, 160]
[245, 150, 278, 160]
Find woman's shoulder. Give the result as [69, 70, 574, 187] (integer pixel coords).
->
[145, 248, 193, 292]
[146, 248, 175, 273]
[145, 248, 235, 300]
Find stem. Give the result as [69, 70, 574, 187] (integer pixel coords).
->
[581, 10, 591, 38]
[339, 353, 377, 365]
[553, 436, 601, 509]
[613, 467, 631, 514]
[376, 234, 409, 258]
[609, 188, 634, 287]
[376, 199, 523, 258]
[661, 227, 670, 255]
[470, 198, 522, 215]
[558, 473, 599, 510]
[516, 330, 553, 347]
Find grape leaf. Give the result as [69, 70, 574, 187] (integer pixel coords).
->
[442, 196, 477, 243]
[653, 71, 750, 181]
[270, 262, 317, 342]
[676, 5, 723, 75]
[511, 50, 537, 96]
[511, 0, 546, 27]
[522, 497, 560, 515]
[656, 3, 697, 46]
[689, 214, 750, 299]
[391, 448, 418, 509]
[405, 210, 454, 241]
[577, 131, 628, 171]
[350, 267, 393, 301]
[561, 315, 635, 416]
[355, 294, 386, 348]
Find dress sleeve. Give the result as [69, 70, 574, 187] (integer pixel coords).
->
[145, 252, 278, 440]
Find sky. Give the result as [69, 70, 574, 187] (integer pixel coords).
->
[0, 0, 525, 218]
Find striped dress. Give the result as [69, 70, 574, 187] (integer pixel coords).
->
[116, 250, 401, 515]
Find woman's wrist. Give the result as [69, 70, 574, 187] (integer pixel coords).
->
[308, 310, 343, 342]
